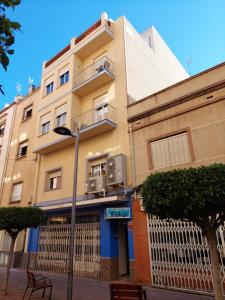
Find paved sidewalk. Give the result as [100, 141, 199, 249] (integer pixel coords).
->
[0, 268, 214, 300]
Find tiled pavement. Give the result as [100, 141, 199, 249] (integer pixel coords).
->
[0, 268, 214, 300]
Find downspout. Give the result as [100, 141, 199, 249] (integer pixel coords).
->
[33, 154, 41, 205]
[129, 124, 136, 190]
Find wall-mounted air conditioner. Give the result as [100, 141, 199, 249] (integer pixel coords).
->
[87, 175, 106, 194]
[106, 154, 127, 186]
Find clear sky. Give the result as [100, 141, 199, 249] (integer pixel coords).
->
[0, 0, 225, 109]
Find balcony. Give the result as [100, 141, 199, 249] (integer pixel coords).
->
[74, 20, 114, 59]
[33, 104, 116, 155]
[75, 103, 116, 140]
[73, 56, 115, 96]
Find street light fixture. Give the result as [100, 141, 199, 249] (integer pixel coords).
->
[53, 126, 80, 300]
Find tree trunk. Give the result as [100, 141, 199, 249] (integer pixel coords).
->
[205, 227, 224, 300]
[3, 237, 16, 295]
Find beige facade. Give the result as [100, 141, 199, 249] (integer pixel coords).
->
[0, 12, 188, 277]
[128, 61, 225, 287]
[0, 87, 40, 266]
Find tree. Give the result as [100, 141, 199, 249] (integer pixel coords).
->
[0, 207, 46, 295]
[142, 164, 225, 300]
[0, 0, 21, 95]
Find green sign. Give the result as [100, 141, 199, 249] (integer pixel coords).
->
[104, 207, 131, 219]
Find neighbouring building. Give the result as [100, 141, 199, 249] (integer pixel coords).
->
[128, 61, 225, 292]
[0, 102, 16, 265]
[0, 12, 188, 280]
[0, 86, 40, 268]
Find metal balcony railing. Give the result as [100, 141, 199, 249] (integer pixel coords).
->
[73, 56, 114, 89]
[74, 103, 116, 129]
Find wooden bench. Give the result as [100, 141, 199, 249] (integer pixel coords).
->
[22, 270, 52, 300]
[110, 283, 147, 300]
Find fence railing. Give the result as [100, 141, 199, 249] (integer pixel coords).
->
[73, 56, 114, 88]
[74, 103, 116, 129]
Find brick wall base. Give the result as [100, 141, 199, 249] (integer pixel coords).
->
[132, 197, 151, 286]
[100, 257, 119, 280]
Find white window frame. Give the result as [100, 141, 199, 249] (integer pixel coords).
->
[46, 169, 62, 191]
[46, 82, 54, 95]
[56, 112, 67, 127]
[17, 140, 28, 158]
[11, 182, 23, 202]
[23, 106, 32, 120]
[0, 123, 6, 136]
[41, 121, 50, 135]
[59, 71, 69, 86]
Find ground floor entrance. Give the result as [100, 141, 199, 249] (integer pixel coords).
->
[36, 215, 100, 278]
[148, 215, 225, 294]
[27, 200, 134, 281]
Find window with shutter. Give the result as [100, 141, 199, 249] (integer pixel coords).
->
[40, 113, 51, 135]
[55, 104, 67, 127]
[93, 94, 109, 122]
[46, 169, 62, 191]
[11, 182, 23, 202]
[150, 132, 191, 169]
[0, 123, 6, 136]
[17, 140, 28, 158]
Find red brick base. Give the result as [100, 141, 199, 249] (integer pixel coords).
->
[132, 196, 151, 286]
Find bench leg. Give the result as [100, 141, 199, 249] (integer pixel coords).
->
[48, 286, 52, 300]
[22, 286, 29, 300]
[42, 288, 46, 298]
[28, 288, 35, 300]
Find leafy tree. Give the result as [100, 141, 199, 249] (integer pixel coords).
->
[0, 207, 46, 295]
[0, 0, 21, 95]
[142, 164, 225, 300]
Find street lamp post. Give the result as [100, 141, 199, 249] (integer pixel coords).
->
[53, 126, 80, 300]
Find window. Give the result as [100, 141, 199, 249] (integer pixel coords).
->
[23, 105, 32, 120]
[59, 71, 69, 86]
[40, 113, 50, 135]
[0, 145, 2, 157]
[91, 163, 106, 177]
[149, 132, 191, 169]
[46, 169, 62, 191]
[55, 104, 67, 127]
[17, 141, 28, 158]
[0, 123, 5, 136]
[56, 112, 66, 127]
[11, 182, 23, 202]
[94, 94, 108, 122]
[46, 82, 54, 95]
[41, 121, 50, 135]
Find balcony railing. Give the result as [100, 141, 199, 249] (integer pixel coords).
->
[75, 103, 116, 129]
[73, 56, 114, 90]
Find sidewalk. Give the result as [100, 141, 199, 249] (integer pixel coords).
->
[0, 268, 214, 300]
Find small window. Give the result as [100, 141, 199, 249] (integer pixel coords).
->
[94, 94, 108, 122]
[150, 132, 191, 169]
[11, 182, 23, 202]
[17, 141, 28, 158]
[23, 106, 32, 120]
[56, 112, 67, 127]
[0, 123, 5, 136]
[46, 82, 54, 95]
[41, 121, 50, 135]
[59, 71, 69, 86]
[91, 162, 106, 177]
[46, 169, 62, 191]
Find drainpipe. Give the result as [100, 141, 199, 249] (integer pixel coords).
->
[33, 154, 41, 205]
[129, 124, 136, 190]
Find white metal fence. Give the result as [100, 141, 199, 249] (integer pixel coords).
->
[149, 215, 225, 294]
[36, 220, 100, 278]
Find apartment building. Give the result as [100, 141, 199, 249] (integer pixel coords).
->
[0, 12, 188, 280]
[128, 62, 225, 292]
[0, 86, 40, 267]
[0, 102, 16, 265]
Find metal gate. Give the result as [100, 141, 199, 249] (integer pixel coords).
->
[36, 216, 100, 278]
[149, 215, 225, 294]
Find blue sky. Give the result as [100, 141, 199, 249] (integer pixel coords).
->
[0, 0, 225, 109]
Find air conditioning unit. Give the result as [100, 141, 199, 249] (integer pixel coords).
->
[106, 154, 127, 186]
[87, 175, 106, 194]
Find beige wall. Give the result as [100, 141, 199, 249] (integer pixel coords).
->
[0, 89, 40, 207]
[128, 62, 225, 185]
[0, 104, 16, 201]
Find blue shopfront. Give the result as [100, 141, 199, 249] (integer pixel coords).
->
[28, 194, 134, 280]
